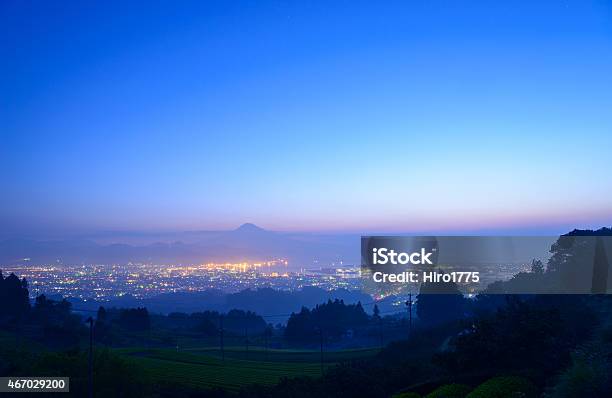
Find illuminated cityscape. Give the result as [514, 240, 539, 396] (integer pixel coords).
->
[0, 258, 529, 302]
[0, 260, 362, 300]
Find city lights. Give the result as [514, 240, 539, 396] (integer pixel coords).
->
[1, 260, 361, 300]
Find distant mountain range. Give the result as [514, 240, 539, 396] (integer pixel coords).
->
[0, 224, 360, 268]
[3, 225, 608, 269]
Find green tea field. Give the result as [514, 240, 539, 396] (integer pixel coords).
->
[117, 347, 379, 392]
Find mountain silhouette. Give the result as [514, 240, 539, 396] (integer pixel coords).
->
[234, 223, 266, 233]
[0, 225, 359, 267]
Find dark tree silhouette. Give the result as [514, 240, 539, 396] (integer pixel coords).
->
[94, 306, 112, 344]
[373, 304, 380, 320]
[285, 299, 369, 343]
[591, 236, 610, 294]
[531, 259, 544, 274]
[223, 309, 267, 335]
[118, 307, 150, 332]
[31, 294, 81, 346]
[434, 297, 597, 381]
[416, 280, 466, 326]
[0, 271, 30, 323]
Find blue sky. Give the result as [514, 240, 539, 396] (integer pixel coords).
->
[2, 0, 612, 237]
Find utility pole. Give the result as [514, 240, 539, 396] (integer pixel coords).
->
[245, 324, 249, 360]
[264, 327, 269, 362]
[378, 315, 384, 348]
[319, 327, 324, 375]
[219, 315, 225, 362]
[87, 317, 94, 398]
[406, 293, 413, 338]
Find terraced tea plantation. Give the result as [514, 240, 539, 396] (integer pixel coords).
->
[186, 346, 380, 363]
[118, 347, 378, 392]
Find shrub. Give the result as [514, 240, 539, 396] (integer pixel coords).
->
[466, 376, 537, 398]
[549, 338, 612, 398]
[424, 384, 471, 398]
[550, 360, 609, 397]
[392, 392, 421, 398]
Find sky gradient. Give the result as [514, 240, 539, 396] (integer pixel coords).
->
[2, 0, 612, 237]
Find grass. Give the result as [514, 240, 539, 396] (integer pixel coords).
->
[185, 346, 380, 362]
[117, 346, 378, 391]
